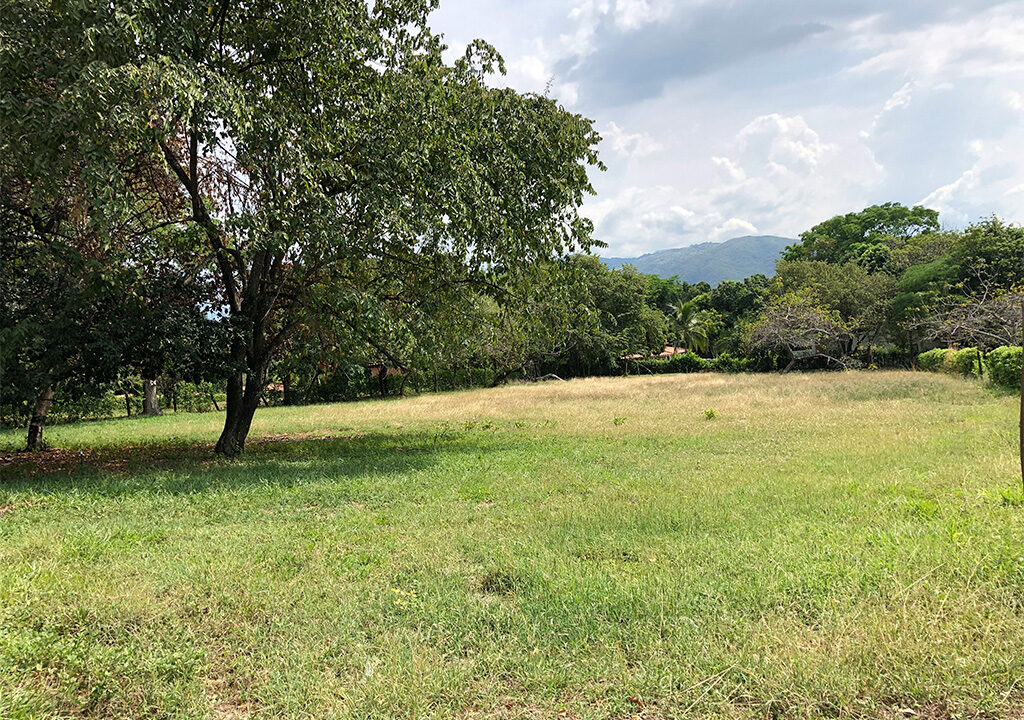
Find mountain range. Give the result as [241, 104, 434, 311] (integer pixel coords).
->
[602, 235, 793, 285]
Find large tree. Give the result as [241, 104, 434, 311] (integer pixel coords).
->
[774, 260, 895, 357]
[1, 0, 202, 449]
[5, 0, 601, 454]
[784, 202, 940, 267]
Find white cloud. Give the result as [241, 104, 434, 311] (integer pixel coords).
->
[612, 0, 673, 30]
[430, 0, 1024, 257]
[588, 112, 883, 252]
[919, 169, 981, 223]
[603, 121, 663, 158]
[712, 156, 746, 182]
[509, 53, 550, 86]
[711, 218, 758, 241]
[1006, 90, 1024, 112]
[882, 81, 914, 113]
[848, 5, 1024, 80]
[737, 114, 835, 175]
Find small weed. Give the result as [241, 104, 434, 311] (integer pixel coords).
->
[479, 567, 529, 596]
[999, 487, 1024, 507]
[390, 587, 420, 609]
[432, 421, 454, 444]
[907, 498, 939, 519]
[704, 408, 717, 420]
[462, 420, 477, 431]
[613, 416, 627, 426]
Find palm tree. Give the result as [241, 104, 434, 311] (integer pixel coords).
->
[667, 299, 711, 356]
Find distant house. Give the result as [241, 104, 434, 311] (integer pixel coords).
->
[623, 346, 689, 361]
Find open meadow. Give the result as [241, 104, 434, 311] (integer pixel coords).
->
[1, 371, 1023, 719]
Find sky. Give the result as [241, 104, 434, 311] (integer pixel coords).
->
[430, 0, 1024, 257]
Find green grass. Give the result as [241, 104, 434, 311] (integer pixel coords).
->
[1, 371, 1022, 719]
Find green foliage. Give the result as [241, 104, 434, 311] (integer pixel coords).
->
[645, 352, 710, 374]
[784, 202, 939, 266]
[952, 217, 1024, 291]
[917, 349, 950, 372]
[1, 0, 604, 454]
[947, 348, 985, 378]
[918, 348, 992, 380]
[710, 352, 752, 373]
[50, 393, 123, 424]
[562, 256, 669, 376]
[667, 299, 719, 356]
[171, 383, 218, 413]
[986, 346, 1022, 391]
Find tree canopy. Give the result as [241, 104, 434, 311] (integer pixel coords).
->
[1, 0, 603, 453]
[783, 202, 940, 267]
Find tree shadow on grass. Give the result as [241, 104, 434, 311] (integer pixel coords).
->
[0, 428, 496, 502]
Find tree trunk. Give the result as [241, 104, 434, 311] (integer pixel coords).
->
[282, 373, 294, 405]
[467, 363, 473, 389]
[433, 368, 438, 393]
[215, 371, 263, 456]
[26, 386, 55, 452]
[142, 378, 162, 416]
[124, 386, 132, 417]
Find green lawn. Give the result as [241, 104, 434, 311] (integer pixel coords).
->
[1, 371, 1023, 719]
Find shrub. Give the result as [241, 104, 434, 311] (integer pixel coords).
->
[52, 393, 122, 423]
[986, 346, 1022, 391]
[711, 352, 751, 373]
[172, 382, 217, 413]
[646, 352, 710, 374]
[917, 348, 950, 372]
[469, 367, 496, 389]
[947, 348, 985, 378]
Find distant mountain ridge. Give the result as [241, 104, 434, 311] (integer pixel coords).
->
[602, 235, 793, 285]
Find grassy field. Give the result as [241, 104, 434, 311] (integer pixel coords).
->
[1, 371, 1023, 719]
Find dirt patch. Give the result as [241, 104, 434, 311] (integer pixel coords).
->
[1, 444, 210, 479]
[1, 447, 100, 477]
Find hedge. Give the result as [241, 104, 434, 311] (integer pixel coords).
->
[947, 348, 985, 378]
[711, 352, 753, 373]
[917, 348, 949, 372]
[917, 347, 985, 377]
[987, 346, 1022, 391]
[644, 352, 711, 374]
